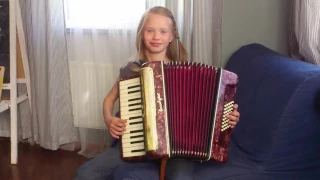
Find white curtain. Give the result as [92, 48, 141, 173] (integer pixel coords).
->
[289, 0, 320, 65]
[11, 0, 77, 150]
[66, 0, 222, 157]
[66, 0, 146, 157]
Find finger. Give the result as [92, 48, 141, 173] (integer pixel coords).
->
[120, 119, 127, 123]
[114, 124, 126, 132]
[226, 114, 238, 122]
[110, 126, 125, 134]
[111, 124, 126, 132]
[228, 120, 237, 126]
[114, 120, 127, 127]
[233, 104, 238, 111]
[229, 111, 240, 118]
[110, 131, 119, 139]
[115, 120, 127, 128]
[230, 125, 235, 129]
[110, 128, 124, 136]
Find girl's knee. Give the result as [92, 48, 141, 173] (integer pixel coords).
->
[75, 164, 92, 180]
[75, 164, 111, 180]
[165, 159, 195, 180]
[113, 162, 159, 180]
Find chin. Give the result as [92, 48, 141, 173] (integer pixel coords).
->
[147, 47, 166, 54]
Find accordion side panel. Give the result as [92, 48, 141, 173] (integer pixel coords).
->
[211, 69, 238, 162]
[141, 62, 169, 159]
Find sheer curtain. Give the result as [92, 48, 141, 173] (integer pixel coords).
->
[66, 0, 146, 157]
[0, 0, 78, 150]
[289, 0, 320, 65]
[66, 0, 222, 157]
[165, 0, 223, 66]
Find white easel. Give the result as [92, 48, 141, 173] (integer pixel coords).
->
[0, 0, 32, 165]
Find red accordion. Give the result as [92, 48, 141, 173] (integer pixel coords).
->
[119, 61, 238, 163]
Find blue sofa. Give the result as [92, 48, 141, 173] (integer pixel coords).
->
[112, 44, 320, 180]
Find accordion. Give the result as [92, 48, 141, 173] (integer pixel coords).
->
[119, 61, 238, 163]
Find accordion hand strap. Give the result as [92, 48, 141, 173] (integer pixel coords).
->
[160, 158, 168, 180]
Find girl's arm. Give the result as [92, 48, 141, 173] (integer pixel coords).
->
[103, 76, 127, 139]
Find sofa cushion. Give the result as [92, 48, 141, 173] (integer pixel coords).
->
[315, 90, 320, 111]
[225, 43, 320, 170]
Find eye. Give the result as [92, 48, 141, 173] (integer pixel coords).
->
[145, 29, 154, 33]
[161, 30, 167, 34]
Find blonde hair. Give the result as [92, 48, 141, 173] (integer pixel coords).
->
[136, 6, 188, 62]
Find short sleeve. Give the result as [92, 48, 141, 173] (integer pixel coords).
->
[119, 61, 141, 80]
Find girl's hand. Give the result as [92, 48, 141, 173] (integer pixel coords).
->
[106, 116, 127, 139]
[226, 104, 240, 128]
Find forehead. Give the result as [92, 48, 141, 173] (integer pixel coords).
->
[144, 13, 172, 29]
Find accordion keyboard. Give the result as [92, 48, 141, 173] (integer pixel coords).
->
[119, 77, 146, 158]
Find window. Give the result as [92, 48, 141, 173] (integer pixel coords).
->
[64, 0, 146, 29]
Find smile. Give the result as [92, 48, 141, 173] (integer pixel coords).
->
[150, 42, 161, 47]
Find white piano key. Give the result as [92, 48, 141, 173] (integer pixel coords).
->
[120, 95, 142, 103]
[119, 77, 140, 84]
[120, 105, 142, 113]
[120, 92, 142, 99]
[120, 104, 142, 111]
[126, 116, 143, 120]
[122, 137, 144, 144]
[122, 144, 145, 153]
[126, 122, 143, 129]
[120, 87, 141, 95]
[120, 109, 143, 116]
[120, 99, 142, 107]
[124, 126, 144, 134]
[121, 111, 143, 119]
[119, 78, 140, 87]
[126, 123, 143, 131]
[120, 110, 143, 117]
[119, 82, 140, 88]
[120, 98, 142, 105]
[122, 136, 144, 144]
[123, 151, 146, 157]
[122, 131, 144, 139]
[127, 119, 143, 124]
[122, 143, 144, 149]
[122, 142, 145, 150]
[120, 85, 141, 92]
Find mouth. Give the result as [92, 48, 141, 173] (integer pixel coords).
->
[150, 42, 162, 47]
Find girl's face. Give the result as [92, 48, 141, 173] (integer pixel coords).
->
[142, 13, 174, 57]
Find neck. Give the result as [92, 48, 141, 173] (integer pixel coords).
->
[143, 50, 170, 62]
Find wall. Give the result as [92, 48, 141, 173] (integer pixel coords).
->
[222, 0, 290, 67]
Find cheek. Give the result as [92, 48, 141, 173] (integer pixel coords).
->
[142, 32, 150, 41]
[167, 33, 174, 42]
[164, 34, 173, 43]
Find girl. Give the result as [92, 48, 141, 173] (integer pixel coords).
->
[75, 6, 240, 180]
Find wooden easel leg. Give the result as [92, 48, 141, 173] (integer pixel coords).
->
[160, 158, 168, 180]
[9, 0, 18, 165]
[16, 0, 32, 113]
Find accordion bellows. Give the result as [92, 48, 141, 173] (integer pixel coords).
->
[119, 61, 238, 163]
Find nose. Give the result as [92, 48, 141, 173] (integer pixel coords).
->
[152, 31, 160, 40]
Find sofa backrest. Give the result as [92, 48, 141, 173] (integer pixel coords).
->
[225, 44, 320, 170]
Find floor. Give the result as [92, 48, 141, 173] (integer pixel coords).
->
[0, 138, 88, 180]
